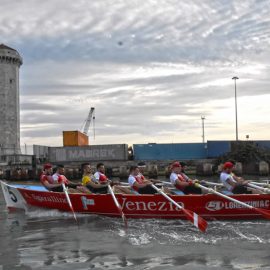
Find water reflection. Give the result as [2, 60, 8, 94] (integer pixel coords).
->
[1, 196, 270, 269]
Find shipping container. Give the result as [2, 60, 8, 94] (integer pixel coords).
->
[3, 154, 33, 165]
[207, 141, 231, 158]
[133, 143, 207, 160]
[33, 145, 49, 159]
[255, 140, 270, 150]
[48, 144, 129, 162]
[63, 130, 89, 146]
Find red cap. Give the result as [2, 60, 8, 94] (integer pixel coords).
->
[43, 163, 52, 170]
[171, 162, 181, 168]
[223, 162, 234, 169]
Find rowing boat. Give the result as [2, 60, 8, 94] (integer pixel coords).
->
[1, 180, 270, 220]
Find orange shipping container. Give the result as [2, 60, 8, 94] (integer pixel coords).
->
[63, 131, 89, 146]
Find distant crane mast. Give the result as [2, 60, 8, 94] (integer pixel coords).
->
[82, 107, 95, 139]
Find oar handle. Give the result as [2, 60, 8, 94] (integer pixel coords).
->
[247, 183, 270, 193]
[203, 181, 223, 187]
[250, 182, 270, 187]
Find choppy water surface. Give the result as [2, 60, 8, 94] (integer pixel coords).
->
[1, 192, 270, 269]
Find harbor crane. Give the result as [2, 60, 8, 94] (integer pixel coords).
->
[82, 107, 95, 139]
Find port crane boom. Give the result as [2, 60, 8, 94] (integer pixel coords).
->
[82, 107, 95, 138]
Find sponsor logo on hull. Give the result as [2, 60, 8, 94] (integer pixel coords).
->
[206, 200, 270, 211]
[81, 196, 95, 210]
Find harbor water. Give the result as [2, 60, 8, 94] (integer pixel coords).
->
[1, 182, 270, 270]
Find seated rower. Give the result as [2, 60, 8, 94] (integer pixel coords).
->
[170, 162, 202, 194]
[82, 163, 131, 194]
[228, 159, 245, 182]
[128, 166, 158, 194]
[179, 161, 208, 187]
[220, 162, 260, 194]
[137, 162, 162, 184]
[82, 163, 108, 194]
[40, 163, 64, 192]
[52, 164, 90, 193]
[179, 161, 191, 181]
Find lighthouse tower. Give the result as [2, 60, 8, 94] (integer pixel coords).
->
[0, 44, 23, 155]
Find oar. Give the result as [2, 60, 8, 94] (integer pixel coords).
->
[150, 184, 208, 233]
[250, 181, 270, 188]
[203, 181, 223, 187]
[108, 185, 128, 228]
[196, 183, 270, 220]
[62, 183, 78, 224]
[247, 183, 270, 194]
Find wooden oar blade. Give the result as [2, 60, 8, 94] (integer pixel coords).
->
[150, 184, 208, 232]
[183, 209, 208, 233]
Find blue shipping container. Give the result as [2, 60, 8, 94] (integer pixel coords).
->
[133, 143, 207, 160]
[255, 140, 270, 150]
[207, 141, 231, 158]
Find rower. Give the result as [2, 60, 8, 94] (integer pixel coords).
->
[228, 159, 245, 182]
[137, 161, 162, 184]
[170, 162, 203, 194]
[94, 163, 110, 184]
[81, 163, 108, 194]
[40, 163, 63, 192]
[52, 164, 90, 193]
[220, 162, 260, 194]
[128, 165, 158, 194]
[179, 161, 190, 181]
[82, 163, 131, 194]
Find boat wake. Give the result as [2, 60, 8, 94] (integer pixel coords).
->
[110, 218, 270, 246]
[6, 206, 270, 246]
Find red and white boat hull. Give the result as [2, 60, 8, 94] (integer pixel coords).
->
[1, 181, 270, 220]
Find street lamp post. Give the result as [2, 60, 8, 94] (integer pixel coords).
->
[232, 76, 239, 141]
[201, 116, 205, 143]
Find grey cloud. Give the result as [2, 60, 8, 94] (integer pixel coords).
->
[1, 0, 269, 64]
[1, 0, 270, 144]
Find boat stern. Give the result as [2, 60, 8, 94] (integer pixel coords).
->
[0, 181, 27, 211]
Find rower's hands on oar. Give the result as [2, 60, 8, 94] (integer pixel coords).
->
[193, 179, 208, 186]
[58, 175, 68, 185]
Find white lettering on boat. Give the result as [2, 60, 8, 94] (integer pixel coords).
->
[30, 193, 67, 204]
[81, 196, 95, 210]
[206, 200, 270, 211]
[120, 198, 184, 212]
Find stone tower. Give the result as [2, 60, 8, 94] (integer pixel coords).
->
[0, 44, 23, 155]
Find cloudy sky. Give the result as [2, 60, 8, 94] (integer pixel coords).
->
[1, 0, 270, 151]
